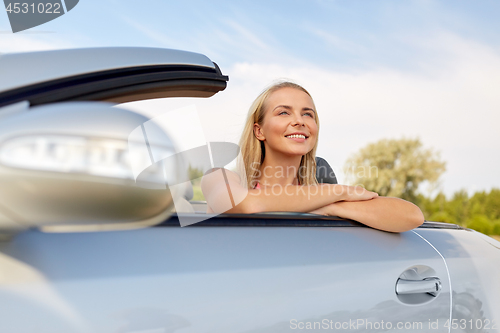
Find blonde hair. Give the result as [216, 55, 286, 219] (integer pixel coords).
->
[237, 81, 320, 188]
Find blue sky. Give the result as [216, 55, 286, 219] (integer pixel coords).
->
[1, 0, 500, 197]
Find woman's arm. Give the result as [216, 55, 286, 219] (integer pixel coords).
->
[200, 168, 378, 214]
[310, 197, 424, 233]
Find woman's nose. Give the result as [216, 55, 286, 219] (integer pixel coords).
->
[291, 113, 305, 126]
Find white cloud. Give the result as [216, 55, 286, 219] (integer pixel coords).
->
[0, 33, 73, 53]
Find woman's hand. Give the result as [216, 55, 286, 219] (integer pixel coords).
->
[332, 185, 378, 202]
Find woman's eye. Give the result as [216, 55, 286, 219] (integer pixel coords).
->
[279, 111, 289, 115]
[304, 112, 314, 118]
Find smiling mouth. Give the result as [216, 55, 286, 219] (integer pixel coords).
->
[285, 134, 307, 139]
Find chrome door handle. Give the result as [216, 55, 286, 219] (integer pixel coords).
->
[395, 277, 442, 297]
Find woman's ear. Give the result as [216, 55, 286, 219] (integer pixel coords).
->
[254, 123, 265, 141]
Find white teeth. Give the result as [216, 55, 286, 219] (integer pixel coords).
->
[286, 134, 306, 139]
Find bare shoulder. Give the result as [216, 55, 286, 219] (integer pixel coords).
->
[201, 168, 243, 192]
[201, 168, 249, 214]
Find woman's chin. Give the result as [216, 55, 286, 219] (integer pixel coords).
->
[281, 149, 312, 157]
[266, 145, 313, 158]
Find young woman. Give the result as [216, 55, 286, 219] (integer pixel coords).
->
[201, 81, 424, 232]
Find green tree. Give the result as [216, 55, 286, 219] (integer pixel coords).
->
[446, 190, 470, 226]
[188, 165, 204, 185]
[484, 189, 500, 220]
[417, 192, 449, 221]
[188, 165, 205, 201]
[466, 214, 493, 235]
[413, 187, 500, 232]
[492, 220, 500, 236]
[344, 138, 446, 203]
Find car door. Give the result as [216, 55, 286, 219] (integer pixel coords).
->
[1, 216, 451, 333]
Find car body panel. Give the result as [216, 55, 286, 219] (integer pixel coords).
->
[0, 47, 215, 92]
[414, 228, 500, 332]
[0, 47, 228, 107]
[1, 219, 451, 332]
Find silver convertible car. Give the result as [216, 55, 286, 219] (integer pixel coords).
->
[0, 47, 499, 333]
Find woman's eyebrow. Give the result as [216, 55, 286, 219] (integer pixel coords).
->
[272, 105, 316, 113]
[302, 107, 316, 113]
[273, 105, 292, 111]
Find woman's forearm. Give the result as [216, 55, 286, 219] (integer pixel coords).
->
[311, 197, 424, 233]
[238, 184, 349, 214]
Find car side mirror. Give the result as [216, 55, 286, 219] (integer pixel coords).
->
[0, 102, 180, 233]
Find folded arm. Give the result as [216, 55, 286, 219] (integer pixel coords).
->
[201, 168, 377, 214]
[310, 197, 424, 233]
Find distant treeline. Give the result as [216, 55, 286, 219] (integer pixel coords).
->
[416, 188, 500, 235]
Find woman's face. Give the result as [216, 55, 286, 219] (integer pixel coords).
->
[254, 87, 318, 158]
